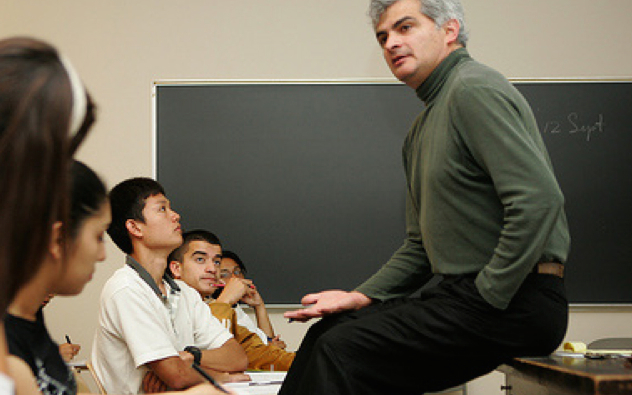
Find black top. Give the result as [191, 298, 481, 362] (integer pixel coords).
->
[5, 308, 76, 395]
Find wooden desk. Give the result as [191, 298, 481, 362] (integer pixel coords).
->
[499, 355, 632, 395]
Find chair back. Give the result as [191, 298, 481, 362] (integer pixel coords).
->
[86, 360, 107, 394]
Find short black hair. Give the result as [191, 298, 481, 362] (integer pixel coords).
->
[221, 250, 247, 275]
[168, 229, 222, 264]
[107, 177, 165, 254]
[166, 229, 222, 278]
[69, 160, 107, 239]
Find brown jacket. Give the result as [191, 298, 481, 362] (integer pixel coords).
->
[207, 302, 295, 371]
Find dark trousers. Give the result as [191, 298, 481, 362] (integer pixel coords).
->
[278, 273, 568, 395]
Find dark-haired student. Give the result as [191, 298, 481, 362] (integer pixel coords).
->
[92, 178, 247, 394]
[169, 231, 295, 371]
[5, 161, 109, 395]
[7, 162, 224, 395]
[219, 251, 286, 349]
[0, 36, 97, 394]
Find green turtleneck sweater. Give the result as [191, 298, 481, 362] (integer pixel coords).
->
[356, 48, 570, 310]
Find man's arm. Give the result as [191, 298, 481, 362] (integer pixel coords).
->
[354, 190, 434, 300]
[187, 285, 248, 373]
[215, 277, 251, 306]
[453, 83, 568, 309]
[199, 338, 248, 372]
[234, 319, 295, 371]
[144, 353, 246, 392]
[208, 302, 295, 370]
[240, 288, 275, 339]
[284, 290, 372, 322]
[145, 356, 204, 390]
[216, 279, 280, 344]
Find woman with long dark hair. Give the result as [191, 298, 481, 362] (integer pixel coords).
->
[0, 38, 228, 395]
[0, 36, 94, 393]
[6, 162, 228, 395]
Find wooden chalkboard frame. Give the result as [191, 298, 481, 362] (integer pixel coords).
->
[153, 78, 632, 306]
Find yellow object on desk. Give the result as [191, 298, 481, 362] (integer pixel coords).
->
[563, 341, 587, 353]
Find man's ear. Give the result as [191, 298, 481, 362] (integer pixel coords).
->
[169, 260, 182, 279]
[443, 18, 461, 46]
[49, 222, 64, 260]
[125, 219, 142, 238]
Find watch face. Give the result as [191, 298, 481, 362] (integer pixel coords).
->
[185, 346, 202, 364]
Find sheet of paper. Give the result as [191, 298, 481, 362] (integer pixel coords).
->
[225, 372, 286, 395]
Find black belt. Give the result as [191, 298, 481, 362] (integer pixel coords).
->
[532, 261, 564, 278]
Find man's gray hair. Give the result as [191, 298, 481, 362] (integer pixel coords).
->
[368, 0, 469, 47]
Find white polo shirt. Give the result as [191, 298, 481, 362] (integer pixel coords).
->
[0, 373, 14, 395]
[92, 264, 232, 394]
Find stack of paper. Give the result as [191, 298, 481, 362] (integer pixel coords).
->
[225, 372, 286, 395]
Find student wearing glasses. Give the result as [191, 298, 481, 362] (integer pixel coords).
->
[218, 252, 286, 349]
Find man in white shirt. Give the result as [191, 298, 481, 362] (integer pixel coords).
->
[92, 177, 247, 394]
[167, 230, 295, 371]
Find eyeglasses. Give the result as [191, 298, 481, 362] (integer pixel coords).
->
[219, 268, 244, 279]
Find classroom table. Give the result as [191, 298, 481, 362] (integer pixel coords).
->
[499, 355, 632, 395]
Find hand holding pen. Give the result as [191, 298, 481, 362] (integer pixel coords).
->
[59, 334, 81, 362]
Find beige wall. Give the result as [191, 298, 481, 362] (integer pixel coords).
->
[2, 1, 632, 394]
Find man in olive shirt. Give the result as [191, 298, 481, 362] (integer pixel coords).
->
[279, 0, 570, 394]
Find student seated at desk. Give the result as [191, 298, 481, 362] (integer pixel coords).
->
[6, 162, 228, 395]
[92, 178, 247, 394]
[168, 230, 295, 371]
[219, 251, 287, 350]
[5, 161, 109, 395]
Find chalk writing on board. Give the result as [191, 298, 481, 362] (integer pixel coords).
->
[541, 113, 604, 142]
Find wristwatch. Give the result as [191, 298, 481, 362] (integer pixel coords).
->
[184, 346, 202, 365]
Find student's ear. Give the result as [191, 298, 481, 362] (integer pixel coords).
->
[125, 219, 142, 238]
[443, 18, 461, 46]
[49, 222, 64, 260]
[169, 260, 182, 279]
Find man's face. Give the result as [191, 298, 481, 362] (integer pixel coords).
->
[375, 0, 456, 89]
[135, 194, 182, 251]
[172, 240, 222, 296]
[219, 257, 245, 281]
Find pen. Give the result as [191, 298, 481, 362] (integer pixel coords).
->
[192, 362, 230, 394]
[65, 335, 72, 344]
[213, 283, 255, 289]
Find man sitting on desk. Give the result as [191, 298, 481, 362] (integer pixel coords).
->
[280, 0, 570, 394]
[168, 230, 295, 371]
[92, 178, 247, 394]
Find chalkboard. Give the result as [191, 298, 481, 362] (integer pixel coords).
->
[154, 80, 632, 305]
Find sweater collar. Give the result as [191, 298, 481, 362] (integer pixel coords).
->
[415, 47, 471, 105]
